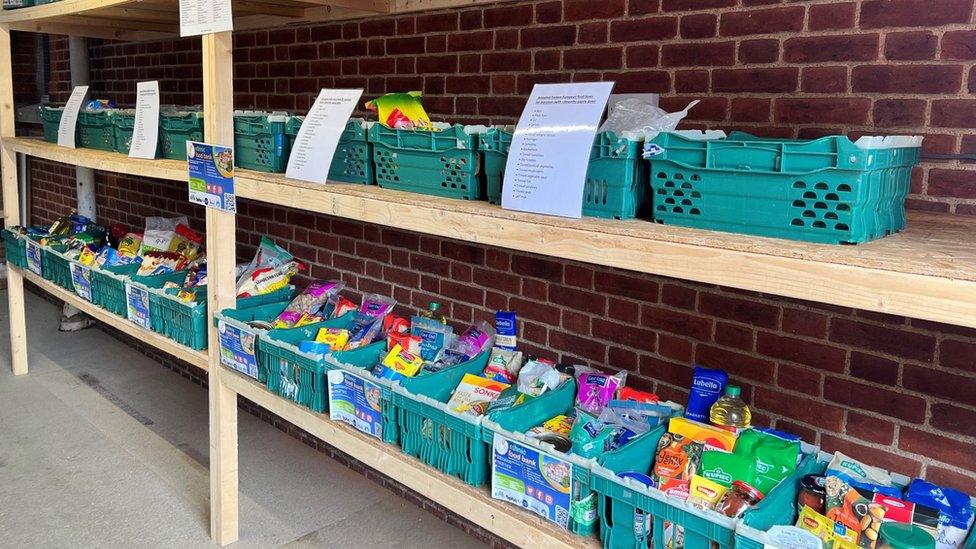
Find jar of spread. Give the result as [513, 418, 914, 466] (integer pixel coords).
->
[877, 522, 936, 549]
[715, 480, 764, 518]
[797, 474, 827, 515]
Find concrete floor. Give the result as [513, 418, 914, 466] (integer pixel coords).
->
[0, 291, 487, 549]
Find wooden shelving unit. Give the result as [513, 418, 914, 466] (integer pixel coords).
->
[2, 1, 975, 547]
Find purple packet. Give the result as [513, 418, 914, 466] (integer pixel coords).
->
[577, 370, 627, 415]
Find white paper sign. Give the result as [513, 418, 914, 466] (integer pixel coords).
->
[129, 81, 160, 159]
[57, 85, 89, 149]
[179, 0, 233, 37]
[501, 82, 614, 219]
[285, 89, 364, 184]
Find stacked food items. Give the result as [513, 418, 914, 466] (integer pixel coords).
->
[11, 211, 106, 253]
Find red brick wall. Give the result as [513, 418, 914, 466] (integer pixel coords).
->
[20, 0, 976, 494]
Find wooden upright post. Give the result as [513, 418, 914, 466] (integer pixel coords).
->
[202, 31, 239, 546]
[0, 26, 28, 376]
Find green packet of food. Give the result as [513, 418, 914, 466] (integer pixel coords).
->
[699, 450, 755, 489]
[736, 429, 799, 494]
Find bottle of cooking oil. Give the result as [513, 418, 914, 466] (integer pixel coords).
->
[709, 385, 751, 430]
[419, 301, 448, 324]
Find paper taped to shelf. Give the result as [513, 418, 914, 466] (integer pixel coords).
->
[129, 81, 160, 159]
[286, 89, 364, 184]
[179, 0, 233, 37]
[58, 86, 89, 149]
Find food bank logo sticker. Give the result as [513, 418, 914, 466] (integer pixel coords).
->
[494, 438, 509, 456]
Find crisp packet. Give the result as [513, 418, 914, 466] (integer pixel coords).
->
[365, 91, 432, 130]
[77, 246, 98, 267]
[137, 251, 188, 276]
[117, 233, 142, 257]
[381, 344, 424, 378]
[388, 332, 421, 354]
[272, 280, 344, 329]
[315, 328, 350, 351]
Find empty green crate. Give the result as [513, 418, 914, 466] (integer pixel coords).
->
[234, 111, 289, 173]
[77, 110, 117, 151]
[591, 445, 820, 549]
[152, 285, 296, 351]
[160, 110, 204, 161]
[369, 123, 484, 200]
[112, 109, 162, 157]
[647, 131, 922, 244]
[389, 350, 492, 486]
[41, 244, 73, 290]
[285, 116, 375, 184]
[258, 312, 357, 413]
[2, 229, 27, 269]
[481, 128, 650, 219]
[39, 106, 68, 143]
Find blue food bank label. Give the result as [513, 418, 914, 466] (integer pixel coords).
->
[69, 262, 93, 302]
[491, 434, 572, 529]
[125, 283, 151, 330]
[217, 320, 259, 379]
[25, 240, 43, 275]
[328, 370, 383, 439]
[187, 142, 236, 213]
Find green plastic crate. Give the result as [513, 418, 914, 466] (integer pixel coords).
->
[1, 0, 54, 10]
[151, 285, 296, 351]
[483, 392, 680, 536]
[258, 312, 358, 413]
[481, 128, 650, 219]
[214, 301, 293, 383]
[90, 263, 135, 316]
[591, 443, 820, 549]
[160, 110, 203, 161]
[369, 123, 485, 200]
[112, 109, 162, 157]
[388, 350, 493, 486]
[39, 106, 67, 143]
[647, 131, 922, 244]
[2, 229, 27, 269]
[323, 342, 401, 443]
[77, 110, 117, 151]
[41, 244, 73, 290]
[285, 116, 374, 184]
[234, 111, 289, 173]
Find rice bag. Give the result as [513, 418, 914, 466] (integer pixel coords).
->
[168, 224, 203, 260]
[482, 348, 524, 383]
[577, 370, 627, 414]
[446, 373, 509, 417]
[271, 280, 344, 329]
[410, 315, 454, 361]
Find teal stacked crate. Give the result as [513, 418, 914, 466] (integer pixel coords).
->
[324, 342, 402, 444]
[77, 110, 117, 151]
[2, 228, 27, 269]
[483, 391, 681, 537]
[234, 111, 289, 173]
[480, 128, 650, 219]
[39, 106, 68, 143]
[159, 110, 204, 161]
[90, 262, 137, 316]
[646, 131, 922, 244]
[41, 243, 73, 290]
[369, 123, 484, 200]
[590, 443, 820, 549]
[286, 117, 375, 184]
[151, 285, 295, 351]
[258, 313, 359, 413]
[112, 109, 162, 157]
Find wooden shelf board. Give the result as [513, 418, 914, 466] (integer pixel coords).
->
[16, 266, 209, 371]
[222, 370, 596, 549]
[9, 136, 976, 329]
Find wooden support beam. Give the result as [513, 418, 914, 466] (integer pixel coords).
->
[0, 26, 27, 376]
[296, 0, 392, 12]
[202, 30, 239, 548]
[8, 20, 174, 41]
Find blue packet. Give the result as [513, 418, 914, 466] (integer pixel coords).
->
[298, 341, 331, 356]
[410, 315, 453, 362]
[685, 366, 727, 423]
[371, 363, 407, 383]
[495, 311, 517, 351]
[905, 478, 974, 530]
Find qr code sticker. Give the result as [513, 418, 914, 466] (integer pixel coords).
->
[223, 193, 237, 212]
[555, 506, 569, 529]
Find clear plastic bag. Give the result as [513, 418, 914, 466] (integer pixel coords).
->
[598, 99, 699, 137]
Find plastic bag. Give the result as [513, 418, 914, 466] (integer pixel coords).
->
[517, 357, 563, 397]
[139, 216, 188, 255]
[577, 369, 627, 414]
[272, 280, 344, 329]
[346, 294, 397, 349]
[236, 236, 298, 295]
[598, 99, 699, 138]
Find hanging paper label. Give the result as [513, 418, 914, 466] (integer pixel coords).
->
[125, 283, 152, 329]
[501, 82, 614, 219]
[69, 262, 93, 301]
[187, 142, 236, 213]
[25, 240, 43, 275]
[491, 434, 573, 529]
[129, 81, 160, 159]
[178, 0, 233, 37]
[58, 85, 89, 149]
[285, 89, 364, 184]
[217, 320, 259, 379]
[327, 369, 383, 439]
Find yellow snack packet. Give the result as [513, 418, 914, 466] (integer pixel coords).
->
[315, 328, 349, 351]
[688, 475, 727, 511]
[382, 344, 423, 377]
[77, 246, 98, 266]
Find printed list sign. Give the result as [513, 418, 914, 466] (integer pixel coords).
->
[501, 82, 614, 219]
[285, 89, 364, 184]
[179, 0, 232, 37]
[57, 85, 89, 149]
[129, 81, 160, 159]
